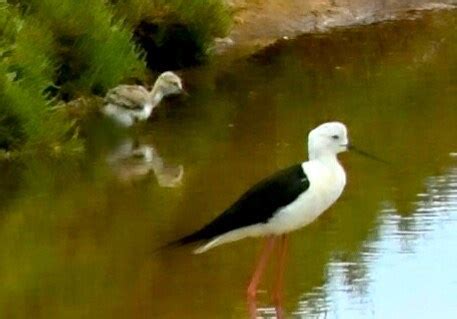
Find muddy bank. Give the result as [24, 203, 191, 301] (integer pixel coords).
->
[216, 0, 456, 56]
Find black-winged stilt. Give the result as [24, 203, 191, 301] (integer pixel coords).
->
[170, 122, 374, 299]
[102, 71, 184, 127]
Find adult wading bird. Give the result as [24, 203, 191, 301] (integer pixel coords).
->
[102, 71, 184, 127]
[169, 122, 385, 299]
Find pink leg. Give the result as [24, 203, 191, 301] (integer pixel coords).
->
[247, 236, 277, 298]
[273, 234, 288, 305]
[247, 295, 257, 319]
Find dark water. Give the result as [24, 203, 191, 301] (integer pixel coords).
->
[1, 9, 457, 319]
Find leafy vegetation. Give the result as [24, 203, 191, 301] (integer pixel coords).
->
[0, 4, 74, 154]
[111, 0, 232, 69]
[0, 0, 231, 155]
[112, 0, 231, 45]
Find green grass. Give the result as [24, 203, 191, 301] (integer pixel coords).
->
[0, 0, 146, 154]
[112, 0, 231, 39]
[24, 0, 146, 97]
[0, 4, 68, 153]
[111, 0, 232, 66]
[0, 0, 233, 155]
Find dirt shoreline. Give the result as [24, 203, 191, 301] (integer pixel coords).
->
[214, 0, 456, 57]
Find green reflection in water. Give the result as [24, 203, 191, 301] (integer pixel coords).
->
[0, 9, 457, 319]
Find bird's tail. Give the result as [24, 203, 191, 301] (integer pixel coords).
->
[159, 229, 207, 251]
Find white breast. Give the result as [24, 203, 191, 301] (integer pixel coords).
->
[267, 159, 346, 234]
[135, 103, 154, 121]
[102, 104, 135, 127]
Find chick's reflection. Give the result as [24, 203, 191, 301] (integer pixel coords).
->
[107, 139, 183, 187]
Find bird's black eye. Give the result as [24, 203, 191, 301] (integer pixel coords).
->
[331, 135, 339, 140]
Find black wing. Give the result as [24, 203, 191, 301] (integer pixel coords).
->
[172, 163, 309, 246]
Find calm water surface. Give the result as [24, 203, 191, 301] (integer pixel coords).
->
[1, 9, 457, 319]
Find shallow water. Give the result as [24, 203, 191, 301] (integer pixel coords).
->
[1, 9, 457, 319]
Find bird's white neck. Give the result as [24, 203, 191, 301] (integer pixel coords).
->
[307, 153, 346, 193]
[308, 146, 338, 161]
[308, 147, 342, 170]
[313, 154, 340, 167]
[149, 84, 164, 107]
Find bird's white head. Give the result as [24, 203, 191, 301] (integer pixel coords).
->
[153, 71, 184, 97]
[308, 122, 349, 160]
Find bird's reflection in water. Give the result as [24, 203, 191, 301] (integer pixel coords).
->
[106, 139, 183, 187]
[248, 299, 285, 319]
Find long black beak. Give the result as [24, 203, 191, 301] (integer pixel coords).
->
[347, 144, 390, 165]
